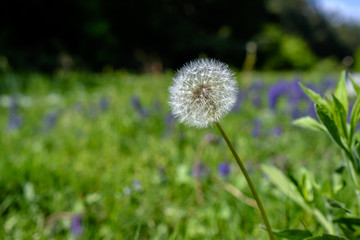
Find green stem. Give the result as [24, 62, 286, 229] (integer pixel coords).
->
[344, 153, 360, 214]
[215, 122, 274, 240]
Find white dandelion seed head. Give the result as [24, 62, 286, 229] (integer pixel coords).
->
[169, 58, 238, 128]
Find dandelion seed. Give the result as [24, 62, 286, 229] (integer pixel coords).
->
[169, 59, 237, 128]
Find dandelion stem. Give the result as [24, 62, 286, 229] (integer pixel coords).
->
[215, 122, 274, 240]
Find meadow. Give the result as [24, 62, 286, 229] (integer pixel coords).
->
[0, 70, 354, 239]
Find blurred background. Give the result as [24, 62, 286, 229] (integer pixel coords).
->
[1, 0, 360, 239]
[1, 0, 360, 72]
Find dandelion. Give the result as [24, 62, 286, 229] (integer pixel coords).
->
[169, 58, 237, 128]
[169, 58, 274, 239]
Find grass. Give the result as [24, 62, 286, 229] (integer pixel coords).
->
[0, 70, 348, 239]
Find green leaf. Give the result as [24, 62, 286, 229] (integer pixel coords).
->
[333, 217, 360, 226]
[315, 104, 345, 150]
[334, 71, 349, 114]
[261, 165, 310, 212]
[326, 197, 351, 214]
[292, 116, 326, 133]
[262, 165, 335, 233]
[300, 83, 330, 113]
[351, 144, 360, 173]
[272, 229, 312, 240]
[348, 73, 360, 96]
[332, 95, 349, 140]
[350, 95, 360, 143]
[305, 234, 348, 240]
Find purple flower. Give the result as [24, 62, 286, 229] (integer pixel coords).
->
[191, 161, 208, 179]
[132, 180, 143, 192]
[8, 97, 23, 130]
[307, 104, 316, 118]
[231, 90, 246, 112]
[153, 99, 162, 112]
[163, 113, 175, 137]
[271, 126, 282, 136]
[131, 96, 149, 117]
[43, 111, 58, 131]
[71, 215, 83, 236]
[320, 77, 336, 92]
[218, 162, 230, 177]
[100, 97, 109, 111]
[268, 81, 290, 110]
[252, 119, 261, 137]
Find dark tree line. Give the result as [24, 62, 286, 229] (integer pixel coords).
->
[0, 0, 358, 72]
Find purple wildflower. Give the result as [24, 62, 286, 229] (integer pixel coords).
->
[43, 111, 58, 131]
[307, 104, 316, 118]
[132, 180, 143, 192]
[248, 81, 264, 108]
[231, 90, 246, 112]
[268, 81, 290, 110]
[8, 97, 23, 130]
[71, 215, 83, 236]
[191, 161, 208, 179]
[218, 162, 230, 177]
[153, 99, 162, 112]
[99, 97, 109, 111]
[320, 77, 336, 92]
[131, 96, 149, 117]
[271, 126, 282, 136]
[163, 113, 175, 137]
[252, 119, 261, 137]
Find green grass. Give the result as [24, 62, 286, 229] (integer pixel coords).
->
[0, 71, 350, 239]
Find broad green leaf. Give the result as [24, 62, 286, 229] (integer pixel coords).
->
[315, 104, 345, 150]
[332, 95, 349, 140]
[300, 83, 330, 113]
[349, 73, 360, 96]
[272, 229, 312, 240]
[262, 165, 334, 234]
[292, 116, 326, 133]
[350, 95, 360, 143]
[262, 165, 310, 212]
[333, 217, 360, 226]
[305, 234, 348, 240]
[334, 71, 349, 114]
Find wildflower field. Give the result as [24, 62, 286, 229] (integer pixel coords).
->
[0, 71, 357, 239]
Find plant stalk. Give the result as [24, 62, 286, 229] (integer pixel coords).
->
[215, 122, 274, 240]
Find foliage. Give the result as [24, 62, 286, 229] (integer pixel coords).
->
[264, 71, 360, 239]
[0, 70, 352, 239]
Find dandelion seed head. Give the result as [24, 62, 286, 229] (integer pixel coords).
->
[169, 58, 238, 128]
